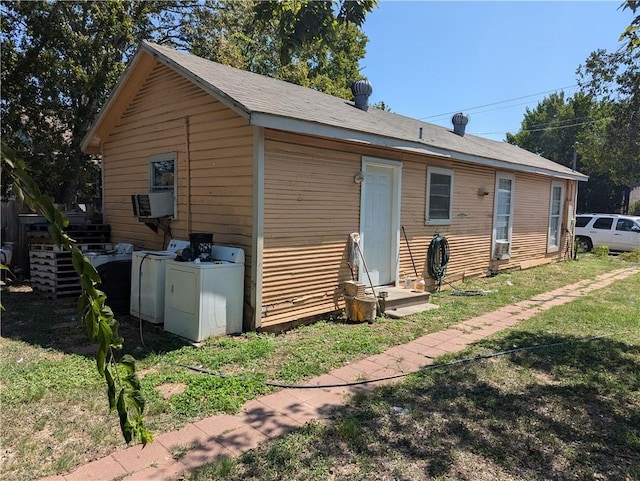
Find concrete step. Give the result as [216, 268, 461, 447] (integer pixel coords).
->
[384, 302, 439, 319]
[369, 286, 434, 312]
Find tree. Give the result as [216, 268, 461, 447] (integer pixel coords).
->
[0, 1, 195, 206]
[253, 0, 376, 68]
[620, 0, 640, 51]
[506, 92, 624, 212]
[1, 1, 377, 206]
[508, 2, 640, 214]
[183, 0, 374, 101]
[575, 1, 640, 213]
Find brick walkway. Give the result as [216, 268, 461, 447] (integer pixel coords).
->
[41, 266, 639, 481]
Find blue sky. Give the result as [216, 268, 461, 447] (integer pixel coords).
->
[360, 1, 631, 141]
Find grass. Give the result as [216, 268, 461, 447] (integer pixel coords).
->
[0, 253, 637, 480]
[188, 268, 640, 481]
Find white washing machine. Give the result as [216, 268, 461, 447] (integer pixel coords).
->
[130, 239, 189, 324]
[164, 246, 245, 342]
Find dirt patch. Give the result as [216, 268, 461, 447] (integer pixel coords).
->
[138, 367, 159, 378]
[157, 382, 187, 399]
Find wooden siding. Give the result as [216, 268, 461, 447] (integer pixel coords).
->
[511, 173, 554, 265]
[99, 61, 576, 330]
[398, 158, 497, 288]
[490, 174, 571, 272]
[101, 61, 254, 318]
[261, 135, 359, 326]
[260, 132, 483, 325]
[260, 130, 572, 327]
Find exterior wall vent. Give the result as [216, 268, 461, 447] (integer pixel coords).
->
[452, 112, 469, 136]
[351, 79, 373, 111]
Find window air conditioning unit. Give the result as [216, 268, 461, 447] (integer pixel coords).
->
[494, 240, 510, 260]
[131, 192, 174, 219]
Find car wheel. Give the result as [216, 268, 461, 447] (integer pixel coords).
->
[576, 236, 593, 253]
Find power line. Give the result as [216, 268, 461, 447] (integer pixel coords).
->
[525, 115, 598, 130]
[472, 118, 610, 136]
[420, 84, 579, 120]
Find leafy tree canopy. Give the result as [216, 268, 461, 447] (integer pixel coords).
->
[184, 0, 374, 100]
[1, 0, 376, 205]
[620, 0, 640, 50]
[1, 0, 196, 205]
[508, 1, 639, 213]
[575, 2, 640, 211]
[505, 92, 625, 213]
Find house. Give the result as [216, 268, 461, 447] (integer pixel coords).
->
[81, 41, 588, 331]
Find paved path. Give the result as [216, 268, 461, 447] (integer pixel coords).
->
[41, 266, 639, 481]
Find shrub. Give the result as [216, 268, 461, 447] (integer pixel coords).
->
[592, 244, 610, 257]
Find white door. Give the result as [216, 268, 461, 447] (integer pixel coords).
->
[360, 160, 401, 286]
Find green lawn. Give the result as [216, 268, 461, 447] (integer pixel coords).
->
[189, 265, 640, 480]
[0, 253, 637, 480]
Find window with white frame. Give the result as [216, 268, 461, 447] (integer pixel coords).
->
[548, 181, 564, 251]
[149, 152, 176, 193]
[426, 166, 454, 224]
[493, 173, 515, 259]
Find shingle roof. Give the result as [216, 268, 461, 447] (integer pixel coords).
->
[88, 41, 587, 181]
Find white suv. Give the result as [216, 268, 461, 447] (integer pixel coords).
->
[575, 214, 640, 252]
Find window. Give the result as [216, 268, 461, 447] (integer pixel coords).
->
[148, 152, 177, 218]
[426, 166, 454, 224]
[575, 216, 592, 228]
[149, 152, 176, 193]
[616, 218, 636, 232]
[548, 181, 564, 251]
[492, 173, 515, 259]
[593, 217, 613, 230]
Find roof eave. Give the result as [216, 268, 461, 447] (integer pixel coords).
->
[250, 112, 589, 182]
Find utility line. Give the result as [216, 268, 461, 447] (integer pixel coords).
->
[177, 334, 613, 390]
[472, 118, 610, 136]
[524, 115, 597, 130]
[421, 84, 579, 120]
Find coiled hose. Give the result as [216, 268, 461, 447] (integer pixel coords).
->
[427, 234, 450, 289]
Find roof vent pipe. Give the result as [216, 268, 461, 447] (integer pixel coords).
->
[452, 112, 469, 136]
[351, 79, 373, 111]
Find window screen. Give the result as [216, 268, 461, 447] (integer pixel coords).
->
[149, 152, 176, 193]
[426, 167, 453, 224]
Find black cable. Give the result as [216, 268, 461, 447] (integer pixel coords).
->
[138, 253, 151, 349]
[176, 334, 609, 389]
[420, 84, 578, 120]
[427, 234, 449, 290]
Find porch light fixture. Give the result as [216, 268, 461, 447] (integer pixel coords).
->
[354, 171, 365, 184]
[477, 187, 490, 196]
